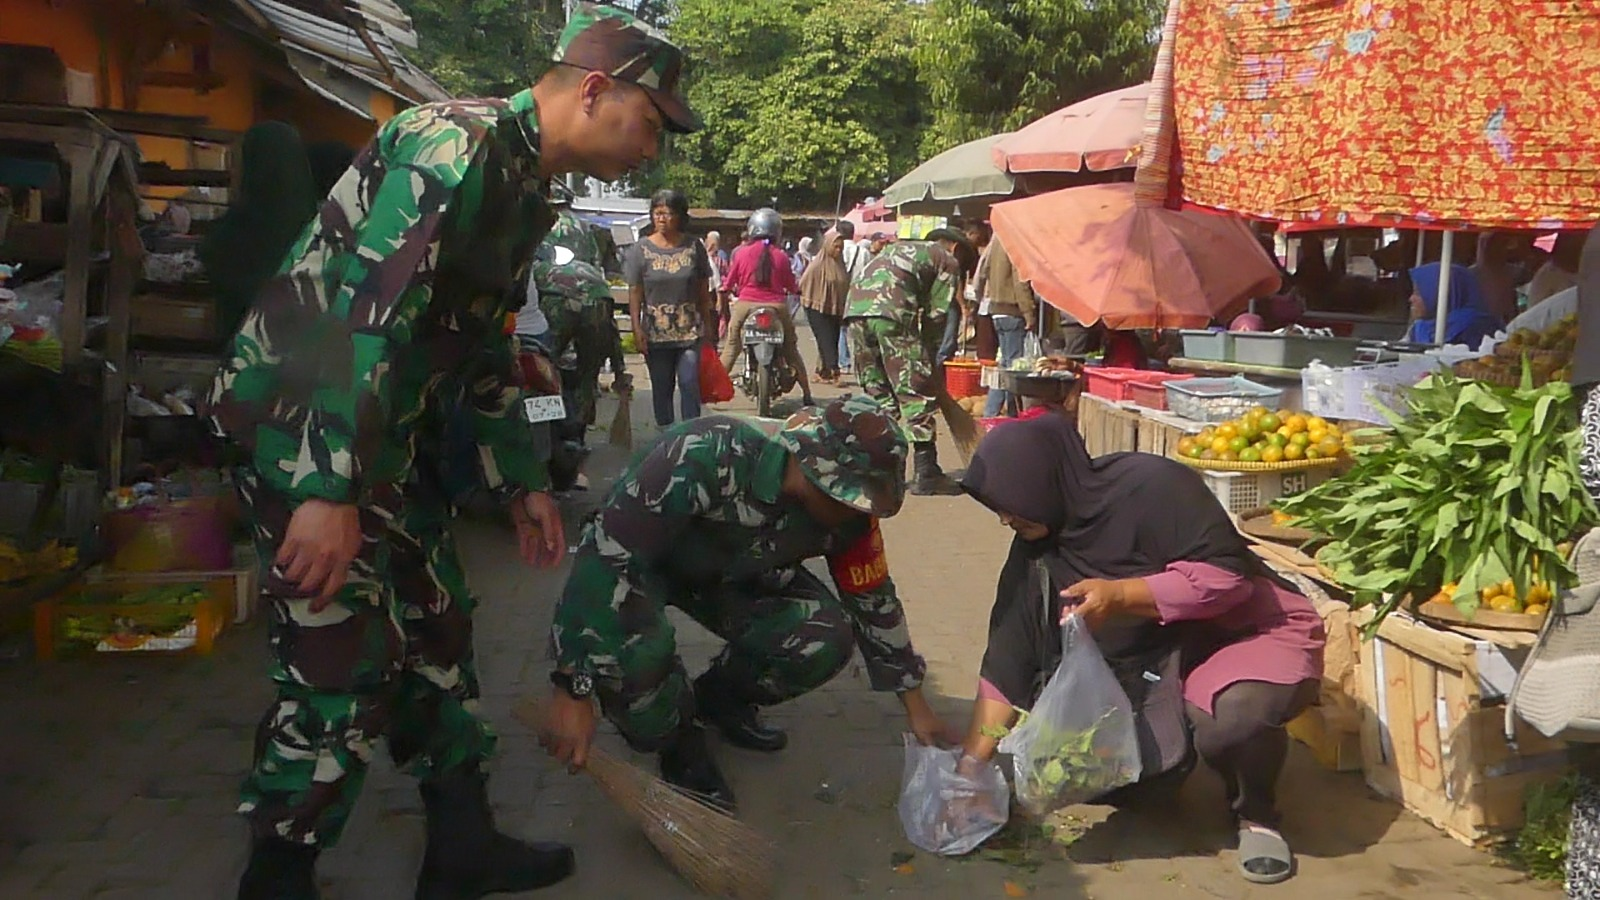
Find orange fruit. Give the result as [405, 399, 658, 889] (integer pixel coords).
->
[1217, 423, 1239, 439]
[1176, 437, 1196, 456]
[1211, 436, 1231, 454]
[1219, 450, 1239, 462]
[1286, 415, 1309, 434]
[1229, 436, 1250, 453]
[1308, 416, 1329, 431]
[1290, 432, 1312, 448]
[1317, 437, 1343, 457]
[1283, 443, 1305, 461]
[1261, 445, 1285, 463]
[1258, 413, 1282, 432]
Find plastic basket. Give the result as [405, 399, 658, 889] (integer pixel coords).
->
[979, 406, 1052, 434]
[1301, 358, 1441, 425]
[1164, 377, 1284, 423]
[1199, 467, 1334, 516]
[1180, 329, 1234, 362]
[1232, 333, 1363, 369]
[1129, 379, 1184, 410]
[1085, 368, 1193, 404]
[944, 358, 987, 399]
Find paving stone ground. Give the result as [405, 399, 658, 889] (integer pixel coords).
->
[0, 321, 1562, 899]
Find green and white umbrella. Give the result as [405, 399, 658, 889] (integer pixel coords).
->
[882, 133, 1016, 211]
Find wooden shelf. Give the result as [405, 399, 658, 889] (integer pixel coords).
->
[139, 163, 230, 187]
[0, 221, 69, 263]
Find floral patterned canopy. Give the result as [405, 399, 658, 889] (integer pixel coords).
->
[1154, 0, 1600, 230]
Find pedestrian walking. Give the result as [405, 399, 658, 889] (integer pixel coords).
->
[624, 188, 714, 427]
[843, 228, 976, 495]
[798, 233, 850, 383]
[207, 6, 699, 896]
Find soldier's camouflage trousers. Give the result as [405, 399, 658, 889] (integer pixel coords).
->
[541, 302, 613, 428]
[846, 316, 941, 443]
[594, 566, 855, 750]
[234, 471, 494, 847]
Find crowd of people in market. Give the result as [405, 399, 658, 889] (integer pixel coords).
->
[186, 3, 1600, 900]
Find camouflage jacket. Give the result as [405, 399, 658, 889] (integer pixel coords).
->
[208, 90, 555, 504]
[552, 416, 926, 692]
[544, 210, 604, 268]
[843, 241, 962, 329]
[537, 259, 613, 334]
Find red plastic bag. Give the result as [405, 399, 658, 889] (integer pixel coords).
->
[699, 342, 735, 404]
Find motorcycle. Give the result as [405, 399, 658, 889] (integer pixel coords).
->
[515, 248, 588, 491]
[737, 303, 797, 417]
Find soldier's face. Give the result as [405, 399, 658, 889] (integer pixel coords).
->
[581, 77, 664, 180]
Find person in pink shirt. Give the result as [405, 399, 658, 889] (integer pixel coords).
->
[719, 208, 814, 406]
[955, 412, 1324, 885]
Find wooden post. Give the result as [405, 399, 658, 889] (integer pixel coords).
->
[59, 146, 94, 365]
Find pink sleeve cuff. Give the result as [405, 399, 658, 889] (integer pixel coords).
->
[977, 677, 1013, 706]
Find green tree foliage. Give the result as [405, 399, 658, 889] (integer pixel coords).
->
[912, 0, 1165, 155]
[655, 0, 927, 209]
[397, 0, 559, 97]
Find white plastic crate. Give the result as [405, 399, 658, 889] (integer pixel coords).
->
[1301, 358, 1441, 425]
[980, 364, 1003, 389]
[1200, 466, 1333, 515]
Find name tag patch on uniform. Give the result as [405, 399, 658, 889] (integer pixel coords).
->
[829, 520, 890, 594]
[523, 395, 566, 423]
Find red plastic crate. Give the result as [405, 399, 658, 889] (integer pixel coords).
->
[1128, 377, 1194, 410]
[943, 358, 988, 399]
[979, 406, 1053, 433]
[1084, 368, 1192, 404]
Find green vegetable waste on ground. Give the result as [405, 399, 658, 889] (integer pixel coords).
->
[1506, 773, 1579, 882]
[1276, 367, 1598, 634]
[58, 583, 208, 647]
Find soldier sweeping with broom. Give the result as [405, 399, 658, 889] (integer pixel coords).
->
[208, 6, 700, 897]
[843, 228, 980, 495]
[540, 396, 956, 810]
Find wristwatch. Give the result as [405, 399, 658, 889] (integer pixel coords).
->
[550, 669, 594, 700]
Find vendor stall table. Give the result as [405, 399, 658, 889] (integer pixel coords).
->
[1136, 408, 1203, 459]
[1352, 607, 1568, 847]
[1167, 357, 1306, 410]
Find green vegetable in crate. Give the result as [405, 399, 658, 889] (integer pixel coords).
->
[1275, 366, 1598, 633]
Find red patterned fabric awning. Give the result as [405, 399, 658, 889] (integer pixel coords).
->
[1149, 0, 1600, 231]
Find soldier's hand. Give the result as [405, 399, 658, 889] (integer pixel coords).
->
[540, 689, 597, 772]
[277, 499, 362, 611]
[513, 490, 567, 569]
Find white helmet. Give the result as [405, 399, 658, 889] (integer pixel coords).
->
[747, 207, 782, 241]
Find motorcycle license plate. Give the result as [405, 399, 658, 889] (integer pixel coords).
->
[743, 330, 785, 345]
[522, 395, 567, 423]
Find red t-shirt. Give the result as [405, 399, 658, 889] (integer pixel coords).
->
[721, 240, 797, 304]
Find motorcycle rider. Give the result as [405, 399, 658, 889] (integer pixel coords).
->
[720, 208, 815, 408]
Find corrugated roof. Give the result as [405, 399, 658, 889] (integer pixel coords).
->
[239, 0, 449, 103]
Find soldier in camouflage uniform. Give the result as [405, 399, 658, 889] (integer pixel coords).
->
[533, 256, 621, 430]
[207, 6, 699, 898]
[539, 396, 955, 810]
[844, 228, 978, 496]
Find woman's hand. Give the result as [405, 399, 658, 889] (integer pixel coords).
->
[1061, 578, 1126, 631]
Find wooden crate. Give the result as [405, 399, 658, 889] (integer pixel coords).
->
[1352, 609, 1570, 846]
[1289, 597, 1364, 772]
[34, 575, 233, 659]
[1136, 408, 1204, 459]
[86, 544, 259, 623]
[1077, 394, 1141, 456]
[131, 295, 216, 342]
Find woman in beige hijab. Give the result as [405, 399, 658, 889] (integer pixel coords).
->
[798, 233, 852, 383]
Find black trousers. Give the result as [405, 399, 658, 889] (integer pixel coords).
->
[808, 310, 842, 375]
[1186, 678, 1319, 827]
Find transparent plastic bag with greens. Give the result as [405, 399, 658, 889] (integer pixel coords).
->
[897, 735, 1010, 856]
[999, 615, 1142, 815]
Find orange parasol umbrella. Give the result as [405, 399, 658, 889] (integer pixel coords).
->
[989, 182, 1281, 330]
[991, 83, 1152, 175]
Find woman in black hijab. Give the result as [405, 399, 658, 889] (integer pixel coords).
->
[956, 413, 1324, 884]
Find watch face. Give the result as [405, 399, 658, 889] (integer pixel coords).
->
[572, 673, 594, 697]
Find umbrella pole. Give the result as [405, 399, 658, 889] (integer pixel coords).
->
[1434, 231, 1454, 346]
[1414, 230, 1427, 269]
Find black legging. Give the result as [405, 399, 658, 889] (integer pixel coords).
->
[1186, 678, 1319, 827]
[808, 310, 842, 376]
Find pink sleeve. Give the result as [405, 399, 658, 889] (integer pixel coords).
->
[720, 250, 743, 294]
[977, 677, 1013, 705]
[779, 250, 800, 293]
[1144, 561, 1256, 624]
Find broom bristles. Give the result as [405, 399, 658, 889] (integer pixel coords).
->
[936, 391, 980, 464]
[609, 385, 633, 449]
[513, 700, 776, 900]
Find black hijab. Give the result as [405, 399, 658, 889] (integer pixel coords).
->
[961, 413, 1266, 583]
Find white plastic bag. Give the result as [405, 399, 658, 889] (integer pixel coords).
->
[999, 615, 1142, 816]
[897, 734, 1009, 856]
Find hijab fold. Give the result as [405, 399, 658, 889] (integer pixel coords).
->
[797, 234, 850, 316]
[1405, 262, 1501, 348]
[961, 414, 1265, 584]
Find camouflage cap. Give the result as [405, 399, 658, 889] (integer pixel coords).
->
[776, 395, 909, 518]
[553, 3, 702, 134]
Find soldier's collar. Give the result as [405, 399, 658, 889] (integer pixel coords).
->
[504, 88, 547, 174]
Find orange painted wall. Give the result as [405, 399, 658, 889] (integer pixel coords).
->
[0, 0, 399, 164]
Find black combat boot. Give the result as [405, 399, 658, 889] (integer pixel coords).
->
[415, 769, 575, 899]
[909, 441, 962, 496]
[658, 724, 737, 813]
[694, 664, 788, 752]
[237, 836, 321, 900]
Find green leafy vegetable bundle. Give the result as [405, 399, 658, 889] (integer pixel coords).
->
[1277, 369, 1598, 632]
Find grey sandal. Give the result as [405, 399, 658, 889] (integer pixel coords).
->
[1237, 826, 1293, 884]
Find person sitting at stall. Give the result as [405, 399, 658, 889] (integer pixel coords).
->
[954, 414, 1325, 885]
[1405, 262, 1502, 348]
